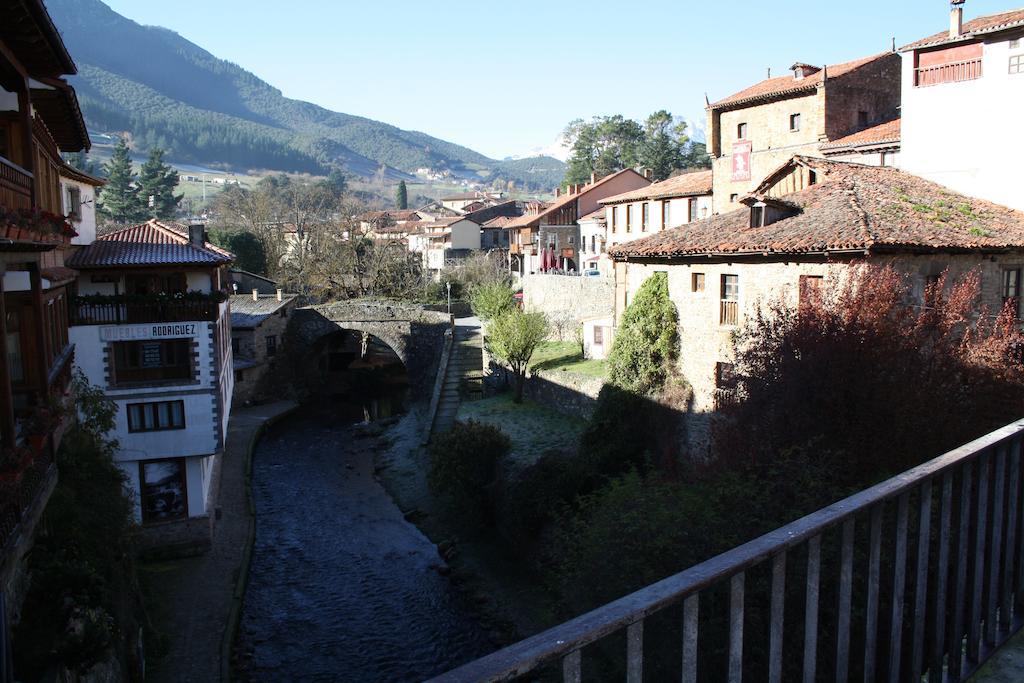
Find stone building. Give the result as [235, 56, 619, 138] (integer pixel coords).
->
[610, 156, 1024, 453]
[899, 3, 1024, 210]
[230, 289, 298, 407]
[820, 118, 901, 167]
[706, 52, 901, 214]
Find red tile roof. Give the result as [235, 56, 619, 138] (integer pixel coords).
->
[505, 169, 649, 229]
[67, 220, 233, 269]
[900, 8, 1024, 51]
[610, 156, 1024, 260]
[483, 216, 517, 228]
[821, 119, 901, 151]
[601, 170, 713, 204]
[708, 53, 893, 110]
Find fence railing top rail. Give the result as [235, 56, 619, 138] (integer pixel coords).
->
[429, 417, 1024, 682]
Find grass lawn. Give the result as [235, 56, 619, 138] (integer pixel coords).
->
[529, 341, 608, 379]
[456, 394, 585, 469]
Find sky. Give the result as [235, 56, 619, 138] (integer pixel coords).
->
[99, 0, 1015, 160]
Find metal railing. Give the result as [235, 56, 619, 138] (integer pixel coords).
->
[71, 297, 221, 325]
[915, 58, 983, 87]
[431, 419, 1024, 682]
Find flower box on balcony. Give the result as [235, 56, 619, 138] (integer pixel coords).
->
[0, 206, 78, 243]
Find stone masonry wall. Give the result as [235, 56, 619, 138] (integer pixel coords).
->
[522, 274, 615, 340]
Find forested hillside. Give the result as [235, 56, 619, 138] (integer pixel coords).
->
[47, 0, 565, 188]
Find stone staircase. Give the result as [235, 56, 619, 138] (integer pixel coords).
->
[432, 325, 483, 434]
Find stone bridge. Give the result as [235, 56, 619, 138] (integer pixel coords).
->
[289, 300, 451, 395]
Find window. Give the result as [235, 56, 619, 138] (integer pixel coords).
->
[128, 400, 186, 432]
[611, 206, 619, 231]
[1011, 55, 1024, 74]
[750, 205, 765, 228]
[809, 171, 818, 186]
[858, 111, 869, 128]
[590, 235, 596, 253]
[140, 458, 188, 523]
[641, 203, 649, 231]
[593, 326, 604, 345]
[730, 193, 739, 203]
[692, 272, 705, 292]
[714, 362, 738, 408]
[799, 275, 824, 305]
[1003, 268, 1021, 315]
[626, 205, 634, 232]
[231, 338, 240, 355]
[789, 113, 801, 132]
[125, 273, 187, 295]
[111, 339, 193, 385]
[65, 186, 82, 220]
[662, 201, 671, 228]
[568, 235, 575, 245]
[688, 198, 698, 223]
[720, 274, 739, 325]
[266, 335, 278, 357]
[737, 122, 748, 140]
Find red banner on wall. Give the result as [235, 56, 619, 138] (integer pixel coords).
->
[731, 141, 752, 181]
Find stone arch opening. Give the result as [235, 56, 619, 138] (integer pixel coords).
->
[303, 328, 409, 422]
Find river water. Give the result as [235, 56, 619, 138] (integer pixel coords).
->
[237, 411, 493, 681]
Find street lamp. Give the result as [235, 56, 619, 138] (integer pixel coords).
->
[446, 281, 452, 316]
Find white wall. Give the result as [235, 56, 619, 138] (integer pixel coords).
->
[61, 177, 98, 246]
[75, 270, 213, 295]
[449, 220, 481, 250]
[605, 194, 713, 249]
[901, 35, 1024, 210]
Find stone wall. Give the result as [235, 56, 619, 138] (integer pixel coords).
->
[524, 369, 604, 421]
[522, 274, 615, 340]
[232, 300, 298, 407]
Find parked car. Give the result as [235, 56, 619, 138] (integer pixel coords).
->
[583, 268, 601, 277]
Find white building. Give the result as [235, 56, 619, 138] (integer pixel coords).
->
[577, 209, 608, 275]
[412, 218, 482, 273]
[60, 162, 104, 246]
[68, 220, 235, 550]
[899, 2, 1024, 210]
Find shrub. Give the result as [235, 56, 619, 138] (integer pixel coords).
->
[470, 282, 515, 321]
[607, 272, 679, 395]
[429, 419, 511, 521]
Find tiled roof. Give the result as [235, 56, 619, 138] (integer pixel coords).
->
[360, 209, 422, 222]
[506, 169, 649, 229]
[483, 216, 517, 228]
[821, 119, 901, 151]
[601, 170, 713, 204]
[578, 208, 607, 222]
[900, 8, 1024, 51]
[67, 220, 234, 269]
[610, 156, 1024, 260]
[708, 53, 892, 110]
[230, 293, 297, 329]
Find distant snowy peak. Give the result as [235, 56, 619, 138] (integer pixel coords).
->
[508, 137, 571, 162]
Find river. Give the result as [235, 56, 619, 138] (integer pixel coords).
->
[236, 410, 493, 681]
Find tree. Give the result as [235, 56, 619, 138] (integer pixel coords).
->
[395, 180, 408, 209]
[210, 229, 267, 274]
[470, 282, 515, 321]
[325, 169, 348, 195]
[639, 111, 690, 182]
[607, 272, 680, 395]
[98, 138, 144, 225]
[138, 147, 182, 220]
[562, 115, 644, 186]
[488, 308, 549, 403]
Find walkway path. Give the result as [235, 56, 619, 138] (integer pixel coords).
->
[971, 629, 1024, 682]
[433, 316, 484, 434]
[143, 400, 297, 683]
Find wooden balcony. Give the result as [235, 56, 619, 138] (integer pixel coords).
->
[71, 296, 222, 325]
[720, 299, 739, 326]
[0, 156, 33, 212]
[915, 58, 983, 87]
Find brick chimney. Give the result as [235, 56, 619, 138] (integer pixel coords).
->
[590, 172, 597, 184]
[950, 0, 965, 38]
[188, 223, 205, 246]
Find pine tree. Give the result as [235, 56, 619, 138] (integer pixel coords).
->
[138, 148, 183, 220]
[639, 111, 688, 182]
[395, 180, 408, 209]
[98, 138, 144, 225]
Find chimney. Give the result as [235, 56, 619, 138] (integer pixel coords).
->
[556, 187, 561, 197]
[950, 0, 965, 38]
[188, 223, 205, 246]
[590, 172, 597, 184]
[644, 169, 653, 180]
[276, 288, 283, 302]
[252, 288, 259, 302]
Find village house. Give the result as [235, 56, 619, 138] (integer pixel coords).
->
[230, 267, 279, 296]
[576, 209, 607, 274]
[409, 217, 482, 274]
[439, 190, 504, 213]
[505, 169, 650, 275]
[706, 51, 901, 214]
[358, 209, 425, 237]
[591, 170, 714, 276]
[899, 2, 1024, 210]
[60, 162, 103, 246]
[610, 155, 1024, 452]
[67, 220, 235, 552]
[820, 118, 901, 166]
[230, 288, 297, 408]
[0, 0, 91, 645]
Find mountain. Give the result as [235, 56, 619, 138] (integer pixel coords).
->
[46, 0, 565, 189]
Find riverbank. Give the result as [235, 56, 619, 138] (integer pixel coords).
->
[140, 400, 297, 683]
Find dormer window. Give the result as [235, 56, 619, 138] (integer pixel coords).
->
[750, 204, 765, 228]
[790, 62, 821, 80]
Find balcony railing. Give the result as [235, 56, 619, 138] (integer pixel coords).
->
[431, 419, 1024, 683]
[915, 58, 983, 87]
[720, 299, 739, 326]
[0, 441, 56, 557]
[71, 296, 221, 325]
[0, 156, 32, 212]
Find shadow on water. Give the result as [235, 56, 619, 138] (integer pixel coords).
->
[236, 358, 492, 680]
